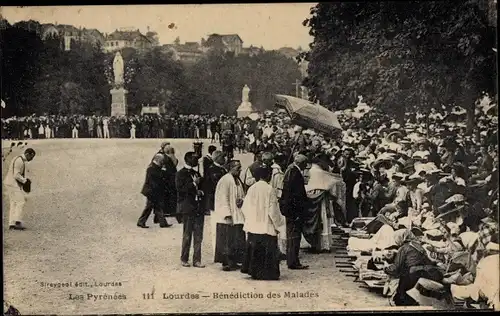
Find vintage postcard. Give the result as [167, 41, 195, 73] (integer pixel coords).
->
[1, 3, 499, 315]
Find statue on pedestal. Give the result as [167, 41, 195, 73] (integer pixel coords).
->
[236, 84, 255, 118]
[242, 84, 250, 103]
[113, 52, 125, 87]
[110, 51, 128, 116]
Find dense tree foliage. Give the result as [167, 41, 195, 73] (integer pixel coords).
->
[187, 50, 301, 115]
[301, 0, 497, 130]
[1, 19, 301, 117]
[1, 21, 45, 116]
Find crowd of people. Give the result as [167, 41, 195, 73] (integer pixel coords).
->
[130, 102, 498, 310]
[1, 113, 278, 145]
[3, 100, 498, 310]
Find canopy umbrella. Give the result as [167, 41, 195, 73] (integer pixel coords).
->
[274, 94, 342, 136]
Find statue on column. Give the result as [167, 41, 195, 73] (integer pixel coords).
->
[242, 84, 250, 103]
[110, 51, 127, 116]
[113, 52, 125, 87]
[237, 84, 254, 118]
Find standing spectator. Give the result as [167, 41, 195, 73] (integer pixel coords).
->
[102, 117, 110, 138]
[37, 122, 45, 139]
[96, 116, 103, 138]
[213, 160, 246, 271]
[241, 165, 285, 280]
[281, 154, 310, 270]
[44, 120, 51, 139]
[203, 151, 227, 256]
[4, 148, 36, 230]
[130, 120, 136, 139]
[87, 116, 95, 138]
[137, 154, 170, 228]
[71, 121, 79, 139]
[176, 152, 205, 268]
[202, 145, 217, 177]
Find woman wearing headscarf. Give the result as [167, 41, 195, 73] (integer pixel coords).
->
[384, 229, 443, 306]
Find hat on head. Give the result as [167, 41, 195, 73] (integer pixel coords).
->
[294, 154, 308, 164]
[424, 169, 442, 177]
[486, 242, 499, 253]
[403, 174, 424, 185]
[437, 194, 466, 213]
[436, 204, 467, 221]
[392, 172, 407, 179]
[425, 229, 444, 238]
[406, 278, 456, 310]
[211, 150, 225, 163]
[161, 141, 170, 149]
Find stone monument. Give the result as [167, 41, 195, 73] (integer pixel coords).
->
[110, 52, 128, 116]
[236, 84, 255, 118]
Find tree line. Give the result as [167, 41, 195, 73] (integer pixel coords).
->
[0, 19, 301, 117]
[300, 0, 497, 132]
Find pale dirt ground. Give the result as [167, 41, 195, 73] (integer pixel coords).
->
[2, 138, 388, 314]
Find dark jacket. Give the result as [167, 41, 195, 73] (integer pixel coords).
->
[163, 155, 178, 214]
[141, 163, 165, 203]
[176, 167, 203, 215]
[202, 164, 227, 210]
[202, 155, 213, 177]
[257, 142, 277, 154]
[280, 165, 309, 220]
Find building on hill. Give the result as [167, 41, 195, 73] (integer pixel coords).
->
[145, 26, 159, 46]
[203, 33, 243, 55]
[40, 24, 105, 51]
[12, 20, 43, 35]
[241, 45, 265, 57]
[82, 28, 106, 47]
[276, 46, 301, 60]
[103, 28, 153, 53]
[161, 40, 204, 65]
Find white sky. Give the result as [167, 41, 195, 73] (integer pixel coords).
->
[1, 4, 316, 50]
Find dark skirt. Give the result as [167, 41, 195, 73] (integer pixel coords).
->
[394, 266, 443, 306]
[214, 224, 246, 266]
[241, 233, 280, 280]
[302, 193, 325, 249]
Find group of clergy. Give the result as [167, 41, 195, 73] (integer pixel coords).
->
[203, 148, 314, 279]
[137, 140, 317, 280]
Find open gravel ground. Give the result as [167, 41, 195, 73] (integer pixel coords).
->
[2, 138, 389, 314]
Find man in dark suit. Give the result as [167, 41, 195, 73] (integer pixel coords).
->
[202, 150, 227, 249]
[281, 154, 310, 270]
[202, 150, 227, 213]
[202, 145, 217, 177]
[176, 151, 206, 268]
[162, 145, 179, 224]
[151, 142, 176, 226]
[137, 154, 169, 228]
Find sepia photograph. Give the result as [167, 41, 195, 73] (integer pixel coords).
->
[1, 2, 499, 314]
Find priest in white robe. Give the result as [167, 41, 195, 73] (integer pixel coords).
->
[213, 160, 246, 271]
[241, 165, 285, 280]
